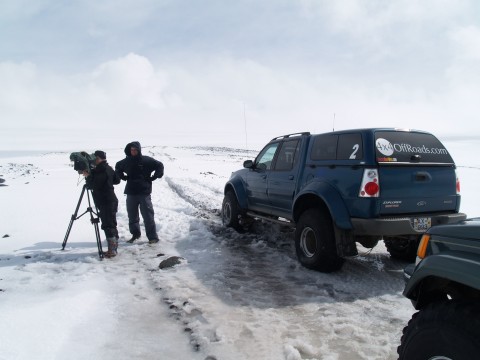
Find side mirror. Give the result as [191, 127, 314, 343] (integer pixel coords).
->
[243, 160, 254, 169]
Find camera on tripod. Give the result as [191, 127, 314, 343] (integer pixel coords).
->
[64, 151, 104, 259]
[70, 151, 96, 174]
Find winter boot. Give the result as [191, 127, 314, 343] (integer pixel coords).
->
[112, 238, 118, 254]
[104, 237, 117, 258]
[127, 234, 140, 243]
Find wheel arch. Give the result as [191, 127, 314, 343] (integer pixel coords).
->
[224, 178, 248, 210]
[293, 182, 353, 230]
[404, 256, 480, 309]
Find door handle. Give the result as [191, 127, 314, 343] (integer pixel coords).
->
[288, 175, 294, 180]
[414, 172, 431, 182]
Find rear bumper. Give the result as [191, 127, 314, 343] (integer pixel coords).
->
[351, 212, 467, 236]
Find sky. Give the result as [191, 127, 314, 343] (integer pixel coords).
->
[1, 0, 480, 151]
[1, 140, 478, 359]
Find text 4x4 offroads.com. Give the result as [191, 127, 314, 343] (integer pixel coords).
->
[222, 128, 466, 272]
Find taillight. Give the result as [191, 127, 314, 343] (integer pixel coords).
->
[364, 182, 379, 196]
[456, 171, 461, 194]
[359, 169, 380, 197]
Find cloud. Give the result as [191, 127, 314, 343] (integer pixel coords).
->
[88, 53, 168, 109]
[0, 0, 50, 21]
[1, 1, 479, 150]
[450, 25, 480, 60]
[1, 49, 479, 151]
[0, 61, 38, 110]
[300, 0, 470, 37]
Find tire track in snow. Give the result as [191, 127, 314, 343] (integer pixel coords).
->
[130, 169, 227, 356]
[135, 147, 412, 359]
[164, 176, 220, 217]
[153, 172, 311, 357]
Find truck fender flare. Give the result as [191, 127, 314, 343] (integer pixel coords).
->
[404, 253, 480, 309]
[293, 181, 353, 230]
[224, 178, 248, 210]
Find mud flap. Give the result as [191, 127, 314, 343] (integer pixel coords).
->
[334, 227, 358, 257]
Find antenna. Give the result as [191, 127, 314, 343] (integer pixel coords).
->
[333, 113, 335, 131]
[244, 102, 248, 150]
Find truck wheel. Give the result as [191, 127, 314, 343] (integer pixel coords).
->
[398, 300, 480, 360]
[222, 191, 243, 231]
[295, 209, 344, 272]
[384, 235, 420, 262]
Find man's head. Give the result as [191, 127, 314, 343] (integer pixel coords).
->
[124, 141, 142, 157]
[130, 144, 140, 157]
[94, 150, 107, 164]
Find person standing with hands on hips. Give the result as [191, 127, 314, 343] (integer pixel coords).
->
[83, 150, 120, 258]
[115, 141, 164, 244]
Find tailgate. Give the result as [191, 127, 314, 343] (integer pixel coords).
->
[379, 165, 459, 214]
[374, 130, 459, 215]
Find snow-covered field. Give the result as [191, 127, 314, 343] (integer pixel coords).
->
[0, 140, 478, 360]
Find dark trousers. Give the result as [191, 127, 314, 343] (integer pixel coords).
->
[126, 194, 158, 240]
[96, 199, 119, 239]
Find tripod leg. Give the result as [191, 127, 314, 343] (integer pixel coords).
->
[62, 218, 75, 250]
[87, 189, 104, 260]
[62, 185, 87, 250]
[93, 220, 104, 260]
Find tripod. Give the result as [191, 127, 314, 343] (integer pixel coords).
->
[62, 184, 104, 259]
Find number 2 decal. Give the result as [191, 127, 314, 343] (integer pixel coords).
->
[350, 144, 359, 159]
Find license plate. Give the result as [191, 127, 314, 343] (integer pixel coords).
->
[414, 217, 431, 231]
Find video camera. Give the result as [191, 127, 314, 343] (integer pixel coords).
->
[70, 152, 96, 173]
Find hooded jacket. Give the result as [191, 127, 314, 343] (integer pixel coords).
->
[115, 141, 164, 195]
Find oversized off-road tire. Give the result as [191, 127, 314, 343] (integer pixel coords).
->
[384, 235, 420, 262]
[222, 191, 243, 232]
[398, 300, 480, 360]
[295, 209, 344, 272]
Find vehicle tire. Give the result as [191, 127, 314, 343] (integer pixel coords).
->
[384, 235, 420, 262]
[222, 191, 243, 232]
[295, 208, 344, 272]
[398, 300, 480, 360]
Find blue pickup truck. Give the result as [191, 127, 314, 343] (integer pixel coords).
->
[222, 128, 466, 272]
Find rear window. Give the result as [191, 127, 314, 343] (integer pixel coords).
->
[311, 133, 363, 160]
[311, 135, 338, 160]
[375, 131, 454, 164]
[337, 133, 363, 160]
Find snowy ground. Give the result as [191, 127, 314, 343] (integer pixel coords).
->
[0, 140, 478, 360]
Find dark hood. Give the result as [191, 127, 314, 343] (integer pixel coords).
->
[124, 141, 142, 157]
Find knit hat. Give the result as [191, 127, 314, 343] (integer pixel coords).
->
[94, 150, 106, 160]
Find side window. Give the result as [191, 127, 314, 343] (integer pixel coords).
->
[274, 139, 300, 171]
[255, 143, 279, 170]
[310, 135, 338, 160]
[337, 133, 363, 160]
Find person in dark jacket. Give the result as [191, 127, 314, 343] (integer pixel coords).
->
[115, 141, 164, 244]
[84, 150, 120, 258]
